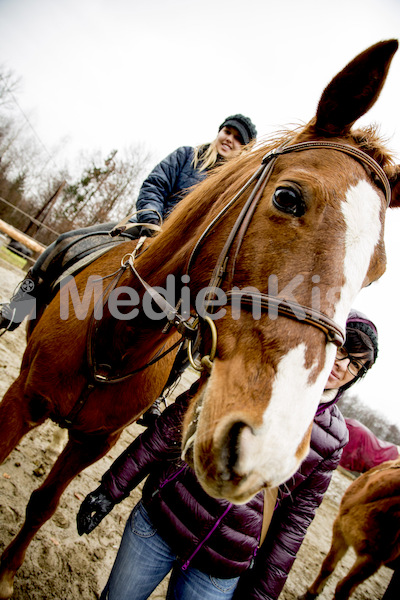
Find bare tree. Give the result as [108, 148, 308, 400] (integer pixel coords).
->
[0, 67, 21, 107]
[0, 66, 153, 239]
[57, 146, 152, 228]
[339, 392, 400, 445]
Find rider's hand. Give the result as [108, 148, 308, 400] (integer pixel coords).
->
[76, 486, 115, 535]
[138, 218, 160, 237]
[139, 225, 157, 237]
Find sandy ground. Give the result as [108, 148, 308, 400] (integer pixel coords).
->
[0, 260, 393, 599]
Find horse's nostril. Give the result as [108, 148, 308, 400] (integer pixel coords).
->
[182, 441, 194, 466]
[223, 421, 248, 474]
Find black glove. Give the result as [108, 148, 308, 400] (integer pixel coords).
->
[139, 224, 158, 237]
[76, 485, 115, 535]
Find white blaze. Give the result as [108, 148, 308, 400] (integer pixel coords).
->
[197, 179, 384, 496]
[333, 179, 383, 325]
[240, 180, 382, 488]
[237, 343, 336, 487]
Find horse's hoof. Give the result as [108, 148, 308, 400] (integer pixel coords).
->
[0, 575, 13, 600]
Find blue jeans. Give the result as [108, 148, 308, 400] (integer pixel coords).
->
[100, 501, 240, 600]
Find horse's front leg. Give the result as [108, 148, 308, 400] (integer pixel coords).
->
[0, 430, 120, 599]
[298, 520, 348, 600]
[333, 555, 381, 600]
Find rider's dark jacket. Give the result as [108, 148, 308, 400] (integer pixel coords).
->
[101, 382, 348, 600]
[135, 146, 208, 224]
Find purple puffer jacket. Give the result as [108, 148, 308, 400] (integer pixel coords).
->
[102, 383, 348, 600]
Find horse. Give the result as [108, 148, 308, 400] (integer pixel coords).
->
[1, 39, 400, 598]
[298, 458, 400, 600]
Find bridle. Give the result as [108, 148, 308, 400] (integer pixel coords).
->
[178, 140, 390, 366]
[96, 139, 392, 379]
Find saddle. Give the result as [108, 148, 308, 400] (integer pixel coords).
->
[37, 222, 142, 309]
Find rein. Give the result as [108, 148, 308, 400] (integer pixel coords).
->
[60, 261, 183, 427]
[85, 261, 184, 385]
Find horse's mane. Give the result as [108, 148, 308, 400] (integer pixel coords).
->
[352, 124, 397, 173]
[137, 122, 396, 279]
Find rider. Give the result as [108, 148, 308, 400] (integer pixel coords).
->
[76, 310, 378, 600]
[0, 114, 257, 334]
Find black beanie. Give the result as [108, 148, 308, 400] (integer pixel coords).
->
[346, 310, 379, 362]
[219, 114, 257, 145]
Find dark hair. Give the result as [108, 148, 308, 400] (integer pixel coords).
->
[322, 310, 378, 404]
[336, 322, 377, 398]
[344, 327, 376, 374]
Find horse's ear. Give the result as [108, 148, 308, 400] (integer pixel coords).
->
[315, 39, 398, 136]
[389, 166, 400, 208]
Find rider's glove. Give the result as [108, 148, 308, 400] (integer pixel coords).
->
[138, 225, 157, 237]
[76, 485, 115, 535]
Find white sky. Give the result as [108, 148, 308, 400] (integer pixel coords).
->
[0, 0, 399, 427]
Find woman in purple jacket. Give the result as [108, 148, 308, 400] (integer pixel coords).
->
[77, 310, 379, 600]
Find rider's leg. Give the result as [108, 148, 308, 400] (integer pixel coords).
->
[0, 219, 147, 334]
[0, 226, 102, 332]
[0, 223, 131, 333]
[0, 244, 55, 332]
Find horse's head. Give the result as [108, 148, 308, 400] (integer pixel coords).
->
[171, 40, 400, 504]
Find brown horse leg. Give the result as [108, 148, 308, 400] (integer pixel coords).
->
[0, 430, 119, 599]
[298, 520, 348, 599]
[333, 555, 380, 600]
[0, 372, 47, 464]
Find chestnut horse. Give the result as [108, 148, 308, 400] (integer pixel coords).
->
[299, 458, 400, 600]
[1, 40, 400, 598]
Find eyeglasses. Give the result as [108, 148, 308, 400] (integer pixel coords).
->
[336, 346, 368, 377]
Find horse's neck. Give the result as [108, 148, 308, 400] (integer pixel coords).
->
[134, 240, 186, 285]
[135, 226, 211, 289]
[130, 148, 271, 289]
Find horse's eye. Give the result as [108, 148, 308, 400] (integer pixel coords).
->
[272, 187, 305, 217]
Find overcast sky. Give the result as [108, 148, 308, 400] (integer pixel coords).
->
[0, 0, 399, 426]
